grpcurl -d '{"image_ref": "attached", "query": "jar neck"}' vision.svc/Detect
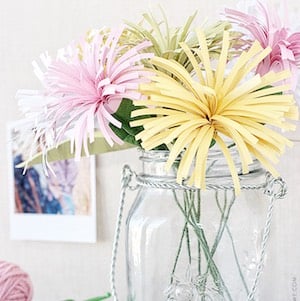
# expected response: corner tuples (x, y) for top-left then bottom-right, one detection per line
(139, 147), (263, 181)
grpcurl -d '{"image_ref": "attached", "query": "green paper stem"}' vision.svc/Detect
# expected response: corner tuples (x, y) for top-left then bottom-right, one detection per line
(16, 131), (134, 168)
(85, 292), (112, 301)
(63, 292), (111, 301)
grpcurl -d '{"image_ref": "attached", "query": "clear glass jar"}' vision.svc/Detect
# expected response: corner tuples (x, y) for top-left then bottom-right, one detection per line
(125, 149), (278, 301)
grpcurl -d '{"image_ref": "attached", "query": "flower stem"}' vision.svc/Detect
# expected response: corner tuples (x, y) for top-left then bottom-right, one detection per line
(170, 189), (193, 282)
(226, 223), (250, 295)
(215, 190), (250, 295)
(184, 191), (192, 264)
(170, 221), (189, 282)
(173, 191), (233, 301)
(199, 190), (235, 297)
(196, 190), (202, 276)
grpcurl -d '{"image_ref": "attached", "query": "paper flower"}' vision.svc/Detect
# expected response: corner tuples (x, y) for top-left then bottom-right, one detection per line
(131, 31), (298, 193)
(224, 1), (300, 91)
(25, 28), (153, 161)
(16, 90), (60, 164)
(124, 8), (241, 73)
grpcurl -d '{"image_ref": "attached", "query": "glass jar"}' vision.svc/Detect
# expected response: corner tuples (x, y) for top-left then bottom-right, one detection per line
(125, 149), (283, 301)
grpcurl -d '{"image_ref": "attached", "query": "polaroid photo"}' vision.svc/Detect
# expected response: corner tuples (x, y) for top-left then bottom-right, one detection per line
(7, 119), (97, 243)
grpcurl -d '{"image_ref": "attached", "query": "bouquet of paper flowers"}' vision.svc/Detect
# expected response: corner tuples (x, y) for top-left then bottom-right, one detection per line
(17, 2), (299, 193)
(16, 1), (300, 300)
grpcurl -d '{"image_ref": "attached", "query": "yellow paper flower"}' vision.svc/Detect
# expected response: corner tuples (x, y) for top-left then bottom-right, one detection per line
(130, 30), (298, 193)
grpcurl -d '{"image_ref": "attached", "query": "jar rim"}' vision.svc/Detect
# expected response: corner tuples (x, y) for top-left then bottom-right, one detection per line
(138, 146), (263, 179)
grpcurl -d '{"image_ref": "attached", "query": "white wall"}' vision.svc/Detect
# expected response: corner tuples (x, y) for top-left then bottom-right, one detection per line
(1, 0), (300, 300)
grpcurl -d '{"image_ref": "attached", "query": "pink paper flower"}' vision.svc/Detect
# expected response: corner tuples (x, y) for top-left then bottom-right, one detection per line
(35, 28), (153, 160)
(225, 1), (300, 91)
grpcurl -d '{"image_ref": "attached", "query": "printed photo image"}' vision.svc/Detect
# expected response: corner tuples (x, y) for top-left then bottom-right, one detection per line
(7, 120), (97, 242)
(13, 156), (92, 216)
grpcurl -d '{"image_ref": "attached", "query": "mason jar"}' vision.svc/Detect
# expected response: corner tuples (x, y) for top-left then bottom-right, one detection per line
(125, 149), (284, 301)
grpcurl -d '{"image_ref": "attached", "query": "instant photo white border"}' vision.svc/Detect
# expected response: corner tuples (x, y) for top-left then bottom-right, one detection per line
(7, 119), (97, 243)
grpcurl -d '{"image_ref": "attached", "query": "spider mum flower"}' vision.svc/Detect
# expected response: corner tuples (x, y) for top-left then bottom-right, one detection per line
(130, 31), (298, 193)
(123, 8), (241, 73)
(225, 1), (300, 91)
(32, 27), (153, 160)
